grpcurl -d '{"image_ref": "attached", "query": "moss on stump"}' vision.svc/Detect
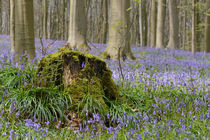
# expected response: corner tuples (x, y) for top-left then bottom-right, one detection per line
(37, 47), (119, 115)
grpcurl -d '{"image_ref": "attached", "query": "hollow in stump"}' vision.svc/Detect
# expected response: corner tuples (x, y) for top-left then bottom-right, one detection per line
(37, 47), (119, 115)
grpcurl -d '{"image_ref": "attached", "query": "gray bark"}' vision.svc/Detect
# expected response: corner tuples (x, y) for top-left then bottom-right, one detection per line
(102, 0), (108, 43)
(167, 0), (179, 49)
(103, 0), (134, 60)
(156, 0), (166, 48)
(139, 2), (143, 46)
(43, 0), (48, 39)
(205, 0), (210, 53)
(149, 0), (157, 47)
(10, 0), (15, 53)
(192, 0), (196, 54)
(12, 0), (35, 62)
(67, 0), (89, 50)
(0, 0), (2, 34)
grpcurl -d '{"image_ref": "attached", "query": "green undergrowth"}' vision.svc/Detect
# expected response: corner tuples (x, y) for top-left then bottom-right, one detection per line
(37, 47), (119, 118)
(0, 54), (208, 139)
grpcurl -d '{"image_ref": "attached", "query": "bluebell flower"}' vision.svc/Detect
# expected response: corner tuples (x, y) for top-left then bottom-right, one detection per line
(45, 121), (50, 126)
(2, 132), (7, 136)
(16, 112), (20, 118)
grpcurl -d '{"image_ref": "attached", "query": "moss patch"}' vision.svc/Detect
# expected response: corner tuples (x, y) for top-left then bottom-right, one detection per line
(37, 47), (119, 117)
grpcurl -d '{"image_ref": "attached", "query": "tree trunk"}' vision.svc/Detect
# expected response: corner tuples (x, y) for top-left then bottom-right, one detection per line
(43, 0), (48, 39)
(167, 0), (179, 49)
(183, 0), (187, 50)
(140, 0), (148, 46)
(192, 0), (196, 54)
(67, 0), (90, 50)
(13, 0), (35, 62)
(195, 0), (200, 52)
(139, 2), (143, 46)
(102, 0), (108, 44)
(156, 0), (166, 48)
(0, 0), (2, 34)
(61, 0), (65, 40)
(205, 0), (210, 53)
(149, 0), (157, 47)
(102, 0), (135, 60)
(10, 0), (15, 53)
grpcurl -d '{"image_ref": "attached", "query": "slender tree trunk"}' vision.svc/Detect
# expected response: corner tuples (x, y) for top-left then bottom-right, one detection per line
(10, 0), (15, 53)
(56, 0), (61, 40)
(39, 0), (43, 38)
(13, 0), (35, 62)
(195, 0), (200, 52)
(7, 0), (10, 35)
(156, 0), (166, 48)
(0, 0), (2, 34)
(103, 0), (135, 60)
(65, 0), (69, 40)
(205, 0), (210, 53)
(149, 0), (157, 47)
(43, 0), (48, 39)
(62, 0), (65, 40)
(102, 0), (108, 43)
(139, 2), (143, 46)
(192, 0), (196, 54)
(140, 0), (147, 46)
(167, 0), (179, 49)
(67, 0), (89, 49)
(183, 1), (187, 50)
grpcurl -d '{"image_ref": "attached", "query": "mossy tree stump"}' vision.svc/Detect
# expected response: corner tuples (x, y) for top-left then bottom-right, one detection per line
(37, 47), (119, 116)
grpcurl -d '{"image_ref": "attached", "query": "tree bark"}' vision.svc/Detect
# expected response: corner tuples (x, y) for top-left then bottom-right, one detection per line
(103, 0), (135, 60)
(192, 0), (196, 54)
(139, 0), (147, 47)
(205, 0), (210, 53)
(13, 0), (35, 62)
(195, 0), (200, 52)
(156, 0), (166, 48)
(167, 0), (179, 49)
(61, 0), (65, 40)
(10, 0), (15, 53)
(102, 0), (108, 44)
(67, 0), (90, 50)
(43, 0), (48, 39)
(139, 2), (143, 46)
(0, 0), (2, 34)
(143, 1), (148, 46)
(149, 0), (157, 47)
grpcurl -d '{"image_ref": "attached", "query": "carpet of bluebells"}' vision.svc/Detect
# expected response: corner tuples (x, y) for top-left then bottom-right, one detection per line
(0, 34), (209, 139)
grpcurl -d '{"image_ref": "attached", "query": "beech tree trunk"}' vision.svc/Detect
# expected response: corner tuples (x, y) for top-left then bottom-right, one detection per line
(139, 2), (143, 46)
(43, 0), (48, 39)
(167, 0), (179, 49)
(102, 0), (108, 43)
(139, 0), (147, 46)
(149, 0), (157, 47)
(103, 0), (134, 60)
(11, 0), (35, 62)
(67, 0), (90, 50)
(156, 0), (166, 48)
(61, 0), (65, 40)
(192, 0), (196, 54)
(205, 0), (210, 53)
(0, 0), (2, 34)
(10, 0), (15, 53)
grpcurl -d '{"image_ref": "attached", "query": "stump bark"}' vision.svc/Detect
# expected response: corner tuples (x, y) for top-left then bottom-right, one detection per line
(37, 47), (119, 114)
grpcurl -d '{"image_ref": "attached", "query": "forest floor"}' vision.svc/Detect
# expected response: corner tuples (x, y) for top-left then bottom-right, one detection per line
(0, 34), (209, 139)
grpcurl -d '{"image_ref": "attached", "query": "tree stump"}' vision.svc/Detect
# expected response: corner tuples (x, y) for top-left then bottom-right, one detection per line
(37, 47), (119, 114)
